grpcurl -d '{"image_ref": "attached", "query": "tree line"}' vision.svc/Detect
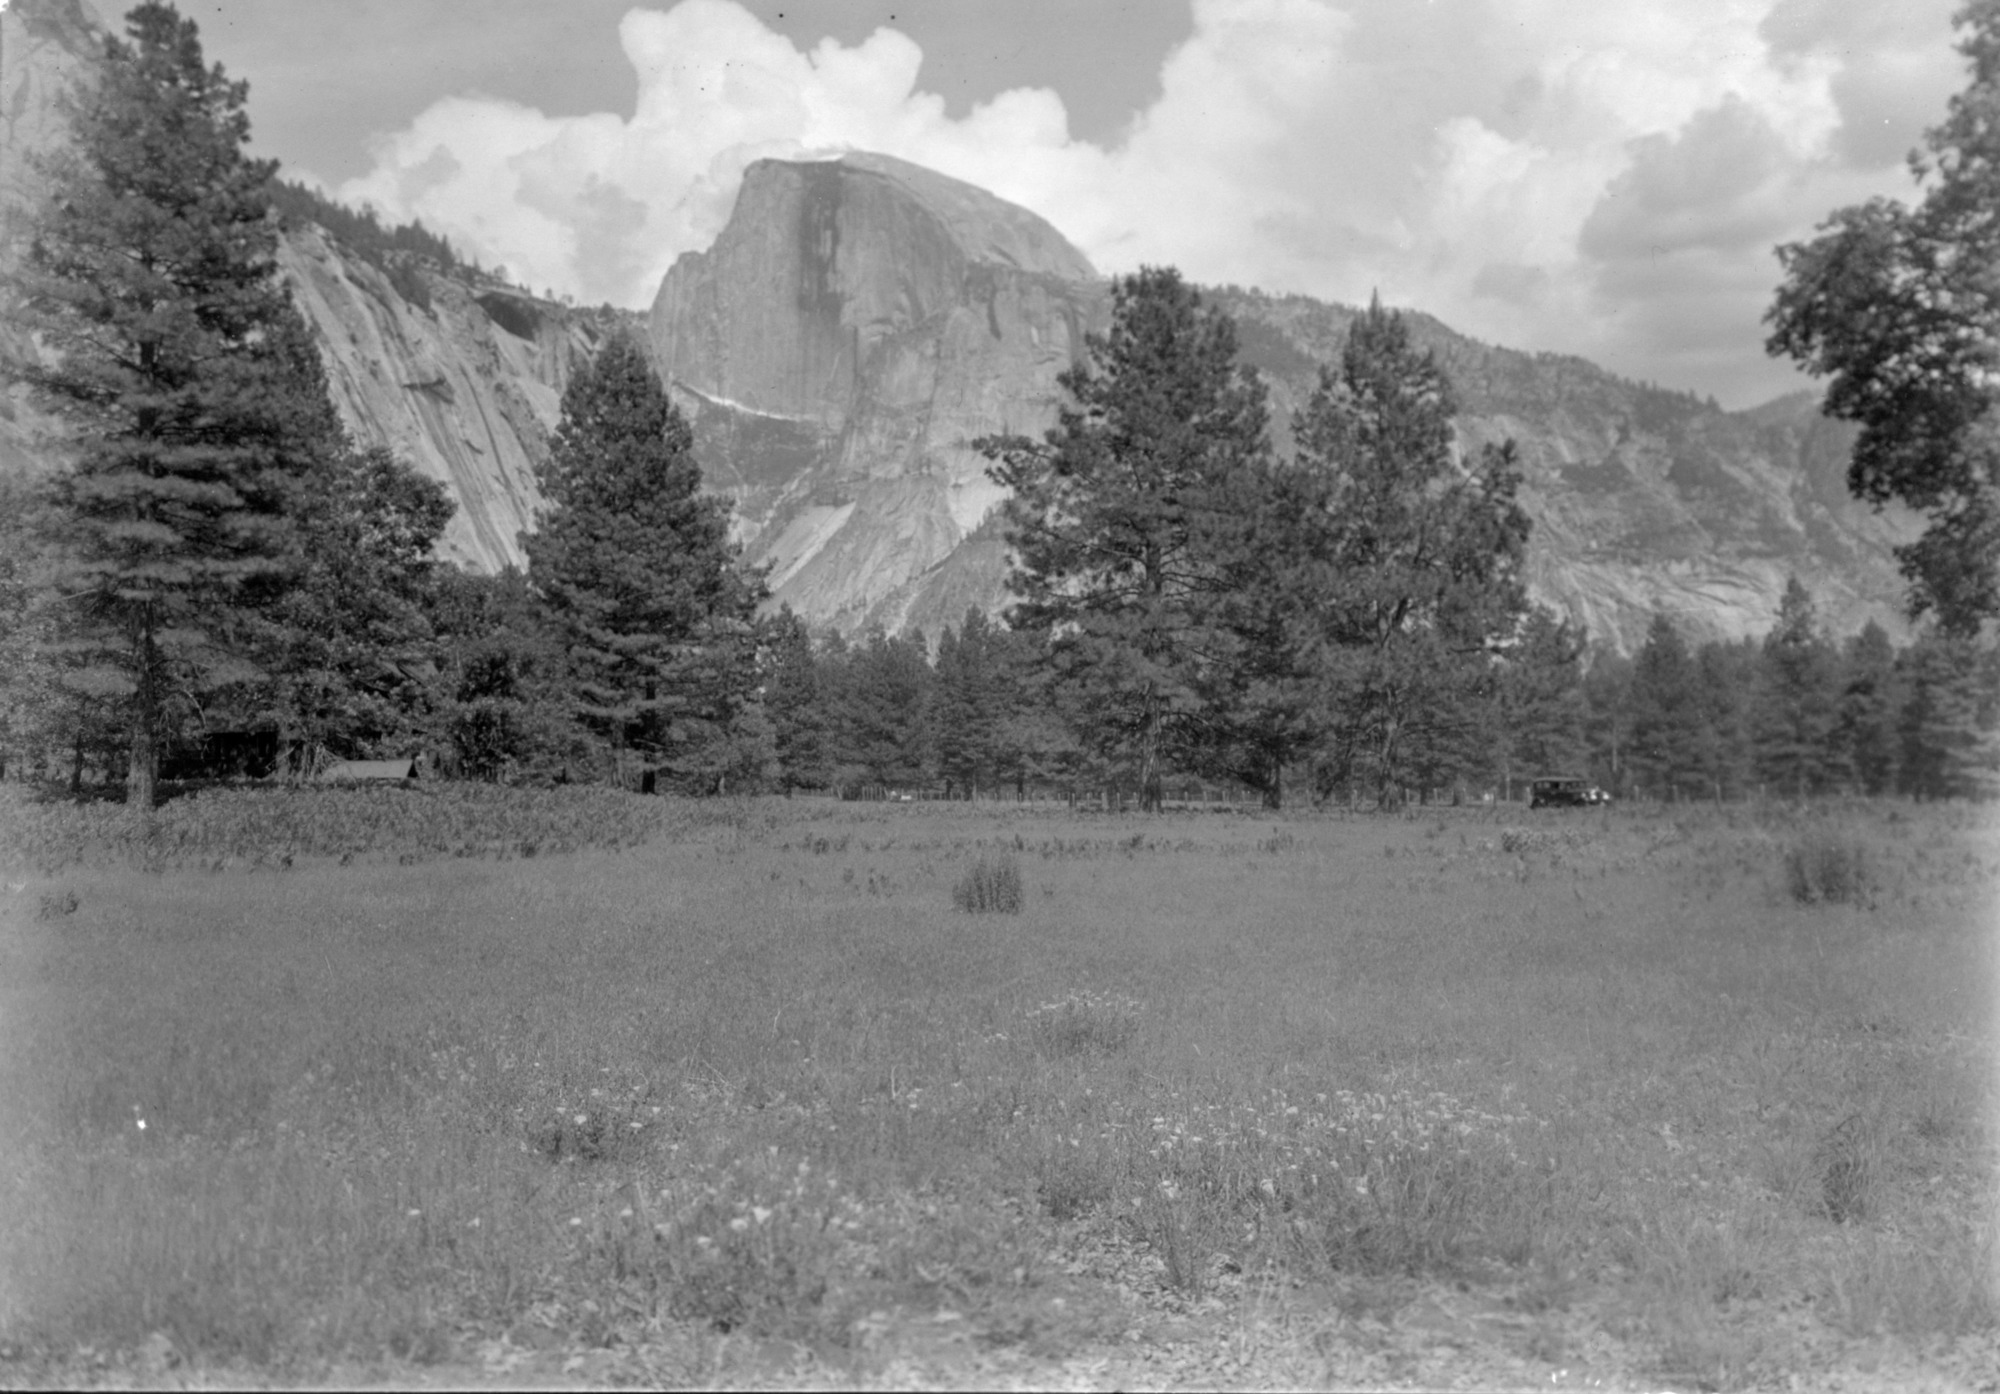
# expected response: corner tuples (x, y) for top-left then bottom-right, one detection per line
(747, 577), (1999, 808)
(2, 4), (1994, 812)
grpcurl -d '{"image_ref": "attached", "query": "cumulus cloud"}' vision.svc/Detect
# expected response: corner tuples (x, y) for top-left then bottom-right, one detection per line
(339, 0), (1961, 406)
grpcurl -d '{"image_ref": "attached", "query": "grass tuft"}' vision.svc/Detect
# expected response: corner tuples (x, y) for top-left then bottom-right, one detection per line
(1784, 833), (1873, 906)
(952, 852), (1023, 913)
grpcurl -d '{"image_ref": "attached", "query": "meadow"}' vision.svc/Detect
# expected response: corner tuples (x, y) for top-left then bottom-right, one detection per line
(0, 786), (1993, 1390)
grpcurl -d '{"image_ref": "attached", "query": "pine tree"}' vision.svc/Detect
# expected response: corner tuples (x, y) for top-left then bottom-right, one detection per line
(1753, 577), (1844, 797)
(524, 331), (768, 793)
(262, 440), (454, 770)
(843, 628), (935, 790)
(1898, 630), (2000, 799)
(9, 3), (340, 808)
(1695, 637), (1759, 801)
(1582, 648), (1634, 795)
(980, 266), (1270, 812)
(430, 567), (583, 783)
(764, 605), (829, 794)
(1497, 606), (1589, 798)
(1185, 453), (1330, 808)
(986, 621), (1079, 799)
(1627, 612), (1706, 800)
(1287, 299), (1532, 806)
(1835, 620), (1902, 794)
(934, 608), (1010, 797)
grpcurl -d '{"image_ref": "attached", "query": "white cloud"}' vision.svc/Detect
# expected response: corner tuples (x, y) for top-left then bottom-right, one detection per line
(339, 0), (1961, 406)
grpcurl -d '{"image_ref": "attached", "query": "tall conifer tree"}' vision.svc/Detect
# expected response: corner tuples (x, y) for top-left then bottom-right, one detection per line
(1497, 606), (1590, 796)
(1627, 612), (1705, 799)
(525, 332), (767, 792)
(764, 605), (829, 793)
(1286, 299), (1531, 806)
(1753, 578), (1844, 797)
(981, 266), (1269, 812)
(1835, 620), (1902, 794)
(11, 3), (337, 808)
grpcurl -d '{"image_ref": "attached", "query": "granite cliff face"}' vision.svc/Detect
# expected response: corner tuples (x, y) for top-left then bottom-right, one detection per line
(651, 155), (1912, 651)
(0, 0), (100, 479)
(4, 0), (1912, 652)
(650, 153), (1105, 637)
(275, 227), (608, 572)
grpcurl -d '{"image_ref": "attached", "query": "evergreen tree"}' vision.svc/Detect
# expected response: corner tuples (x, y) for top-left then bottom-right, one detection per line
(980, 266), (1270, 812)
(933, 608), (1010, 797)
(844, 628), (934, 789)
(1752, 577), (1844, 797)
(0, 475), (55, 780)
(812, 629), (863, 781)
(1497, 606), (1590, 797)
(980, 622), (1060, 799)
(1581, 648), (1634, 795)
(1185, 454), (1329, 808)
(1898, 630), (2000, 799)
(263, 440), (454, 770)
(9, 3), (341, 808)
(764, 605), (829, 793)
(1694, 637), (1759, 801)
(430, 567), (582, 783)
(1627, 612), (1706, 799)
(524, 332), (768, 793)
(1287, 299), (1532, 806)
(1835, 620), (1902, 794)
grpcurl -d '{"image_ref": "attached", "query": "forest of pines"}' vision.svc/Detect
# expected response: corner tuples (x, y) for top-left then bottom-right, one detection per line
(1, 4), (1994, 811)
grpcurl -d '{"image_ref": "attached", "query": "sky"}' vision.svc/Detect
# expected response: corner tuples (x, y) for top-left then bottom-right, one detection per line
(169, 0), (1966, 410)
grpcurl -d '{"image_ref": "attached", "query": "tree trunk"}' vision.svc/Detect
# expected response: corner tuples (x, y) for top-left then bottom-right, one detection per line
(1262, 756), (1283, 810)
(1152, 688), (1168, 816)
(126, 636), (158, 810)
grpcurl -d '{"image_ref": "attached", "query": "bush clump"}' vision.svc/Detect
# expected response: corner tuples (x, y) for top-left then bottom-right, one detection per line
(1784, 833), (1872, 906)
(952, 853), (1023, 914)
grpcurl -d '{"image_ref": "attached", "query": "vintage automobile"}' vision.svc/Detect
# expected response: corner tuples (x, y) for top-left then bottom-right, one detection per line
(1529, 775), (1609, 809)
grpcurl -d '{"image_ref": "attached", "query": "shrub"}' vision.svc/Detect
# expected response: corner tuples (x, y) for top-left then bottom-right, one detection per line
(1812, 1113), (1879, 1224)
(952, 853), (1023, 914)
(1784, 834), (1872, 906)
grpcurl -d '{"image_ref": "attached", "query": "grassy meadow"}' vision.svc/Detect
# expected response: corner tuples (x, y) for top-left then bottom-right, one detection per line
(0, 787), (1994, 1389)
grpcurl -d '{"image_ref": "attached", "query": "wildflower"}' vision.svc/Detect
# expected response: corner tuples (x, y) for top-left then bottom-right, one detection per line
(751, 1205), (773, 1224)
(573, 1113), (588, 1125)
(729, 1216), (749, 1232)
(619, 1208), (633, 1220)
(407, 1208), (422, 1218)
(569, 1216), (582, 1227)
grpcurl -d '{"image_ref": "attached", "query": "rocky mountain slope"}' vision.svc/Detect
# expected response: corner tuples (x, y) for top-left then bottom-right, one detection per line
(648, 151), (1913, 649)
(1216, 292), (1917, 651)
(4, 0), (1915, 652)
